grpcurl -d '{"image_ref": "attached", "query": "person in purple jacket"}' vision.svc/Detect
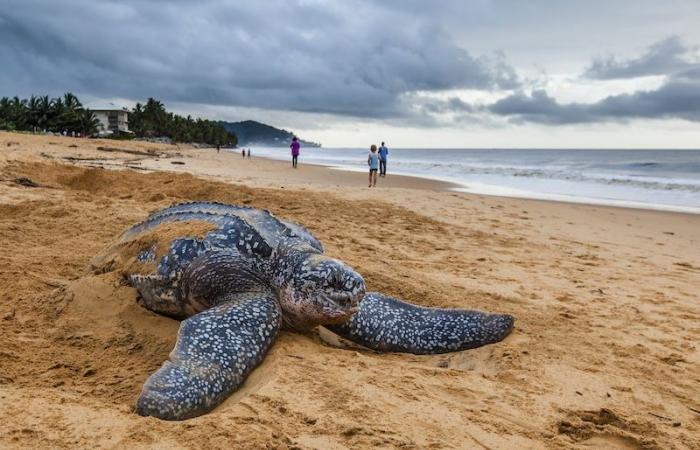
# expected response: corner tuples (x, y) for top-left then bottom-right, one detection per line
(290, 136), (300, 168)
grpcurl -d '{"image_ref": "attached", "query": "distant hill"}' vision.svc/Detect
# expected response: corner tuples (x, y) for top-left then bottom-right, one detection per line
(219, 120), (321, 147)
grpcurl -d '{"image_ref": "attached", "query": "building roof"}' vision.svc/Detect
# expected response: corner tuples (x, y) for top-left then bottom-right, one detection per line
(91, 108), (130, 113)
(86, 101), (130, 112)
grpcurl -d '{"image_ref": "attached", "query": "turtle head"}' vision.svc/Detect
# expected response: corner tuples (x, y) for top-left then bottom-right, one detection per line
(276, 254), (365, 330)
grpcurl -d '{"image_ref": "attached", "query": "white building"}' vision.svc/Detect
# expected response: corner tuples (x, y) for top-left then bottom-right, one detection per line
(87, 102), (131, 136)
(93, 108), (130, 136)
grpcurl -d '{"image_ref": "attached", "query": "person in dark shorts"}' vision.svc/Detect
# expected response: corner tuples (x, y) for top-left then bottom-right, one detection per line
(368, 144), (379, 187)
(290, 136), (300, 168)
(378, 141), (388, 176)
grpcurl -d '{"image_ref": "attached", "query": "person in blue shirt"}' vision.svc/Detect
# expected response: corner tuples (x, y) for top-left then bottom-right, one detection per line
(378, 141), (389, 177)
(368, 144), (379, 187)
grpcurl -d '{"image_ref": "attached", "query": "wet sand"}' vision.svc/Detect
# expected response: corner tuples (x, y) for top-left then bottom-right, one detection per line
(1, 132), (698, 449)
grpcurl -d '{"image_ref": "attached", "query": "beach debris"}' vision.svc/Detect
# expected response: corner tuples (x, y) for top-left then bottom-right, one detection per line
(14, 177), (40, 188)
(673, 261), (697, 270)
(6, 141), (19, 147)
(660, 353), (686, 365)
(96, 146), (155, 157)
(125, 165), (150, 171)
(149, 193), (166, 202)
(648, 412), (680, 426)
(170, 161), (185, 165)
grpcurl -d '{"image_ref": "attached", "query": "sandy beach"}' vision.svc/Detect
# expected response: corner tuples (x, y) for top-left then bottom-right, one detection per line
(0, 131), (698, 449)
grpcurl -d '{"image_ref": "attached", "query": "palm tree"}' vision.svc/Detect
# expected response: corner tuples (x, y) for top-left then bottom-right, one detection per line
(78, 109), (101, 136)
(27, 95), (41, 131)
(37, 96), (51, 131)
(9, 97), (27, 130)
(50, 97), (66, 131)
(143, 97), (167, 136)
(63, 92), (82, 114)
(0, 97), (11, 129)
(62, 92), (83, 132)
(130, 102), (144, 135)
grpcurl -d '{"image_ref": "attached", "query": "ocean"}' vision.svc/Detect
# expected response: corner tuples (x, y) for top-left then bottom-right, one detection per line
(242, 147), (700, 213)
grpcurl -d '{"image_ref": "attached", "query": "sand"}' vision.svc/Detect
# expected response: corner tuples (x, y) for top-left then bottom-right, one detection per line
(0, 131), (698, 449)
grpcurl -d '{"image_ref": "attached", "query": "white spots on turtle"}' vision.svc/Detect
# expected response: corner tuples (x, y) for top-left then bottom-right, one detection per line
(137, 246), (157, 263)
(137, 296), (281, 420)
(326, 293), (513, 355)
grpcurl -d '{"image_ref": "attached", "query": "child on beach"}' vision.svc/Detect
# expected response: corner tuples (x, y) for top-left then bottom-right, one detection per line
(290, 136), (300, 168)
(368, 145), (379, 187)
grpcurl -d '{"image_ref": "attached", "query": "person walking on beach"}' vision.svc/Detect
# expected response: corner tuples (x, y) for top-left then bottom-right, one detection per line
(378, 141), (388, 177)
(241, 149), (245, 158)
(290, 136), (300, 168)
(368, 144), (379, 187)
(247, 148), (251, 159)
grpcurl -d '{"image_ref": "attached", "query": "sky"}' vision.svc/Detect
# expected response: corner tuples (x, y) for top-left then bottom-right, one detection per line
(1, 0), (699, 148)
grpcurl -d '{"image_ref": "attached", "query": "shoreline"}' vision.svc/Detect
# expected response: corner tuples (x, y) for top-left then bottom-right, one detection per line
(244, 150), (700, 216)
(237, 148), (700, 215)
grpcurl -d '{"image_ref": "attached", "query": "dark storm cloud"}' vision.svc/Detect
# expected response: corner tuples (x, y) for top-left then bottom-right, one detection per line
(0, 0), (519, 118)
(484, 36), (700, 125)
(488, 75), (700, 124)
(584, 35), (698, 79)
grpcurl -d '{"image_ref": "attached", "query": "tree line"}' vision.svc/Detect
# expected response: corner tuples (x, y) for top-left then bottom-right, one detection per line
(0, 93), (100, 135)
(129, 98), (237, 146)
(0, 93), (237, 146)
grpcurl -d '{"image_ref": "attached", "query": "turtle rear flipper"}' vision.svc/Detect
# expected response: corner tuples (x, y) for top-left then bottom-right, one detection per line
(136, 294), (281, 420)
(323, 293), (514, 355)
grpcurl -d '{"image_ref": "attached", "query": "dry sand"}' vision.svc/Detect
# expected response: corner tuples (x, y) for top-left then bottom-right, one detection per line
(0, 132), (698, 449)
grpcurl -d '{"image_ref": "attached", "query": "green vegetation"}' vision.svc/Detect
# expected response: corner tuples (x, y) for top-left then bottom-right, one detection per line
(129, 98), (237, 146)
(220, 120), (320, 147)
(0, 94), (236, 146)
(0, 92), (100, 135)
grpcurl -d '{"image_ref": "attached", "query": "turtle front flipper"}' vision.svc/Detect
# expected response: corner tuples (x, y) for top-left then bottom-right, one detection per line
(136, 294), (281, 420)
(323, 293), (514, 355)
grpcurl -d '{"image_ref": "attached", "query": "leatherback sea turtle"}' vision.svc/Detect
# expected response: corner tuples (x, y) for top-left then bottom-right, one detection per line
(91, 202), (514, 420)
